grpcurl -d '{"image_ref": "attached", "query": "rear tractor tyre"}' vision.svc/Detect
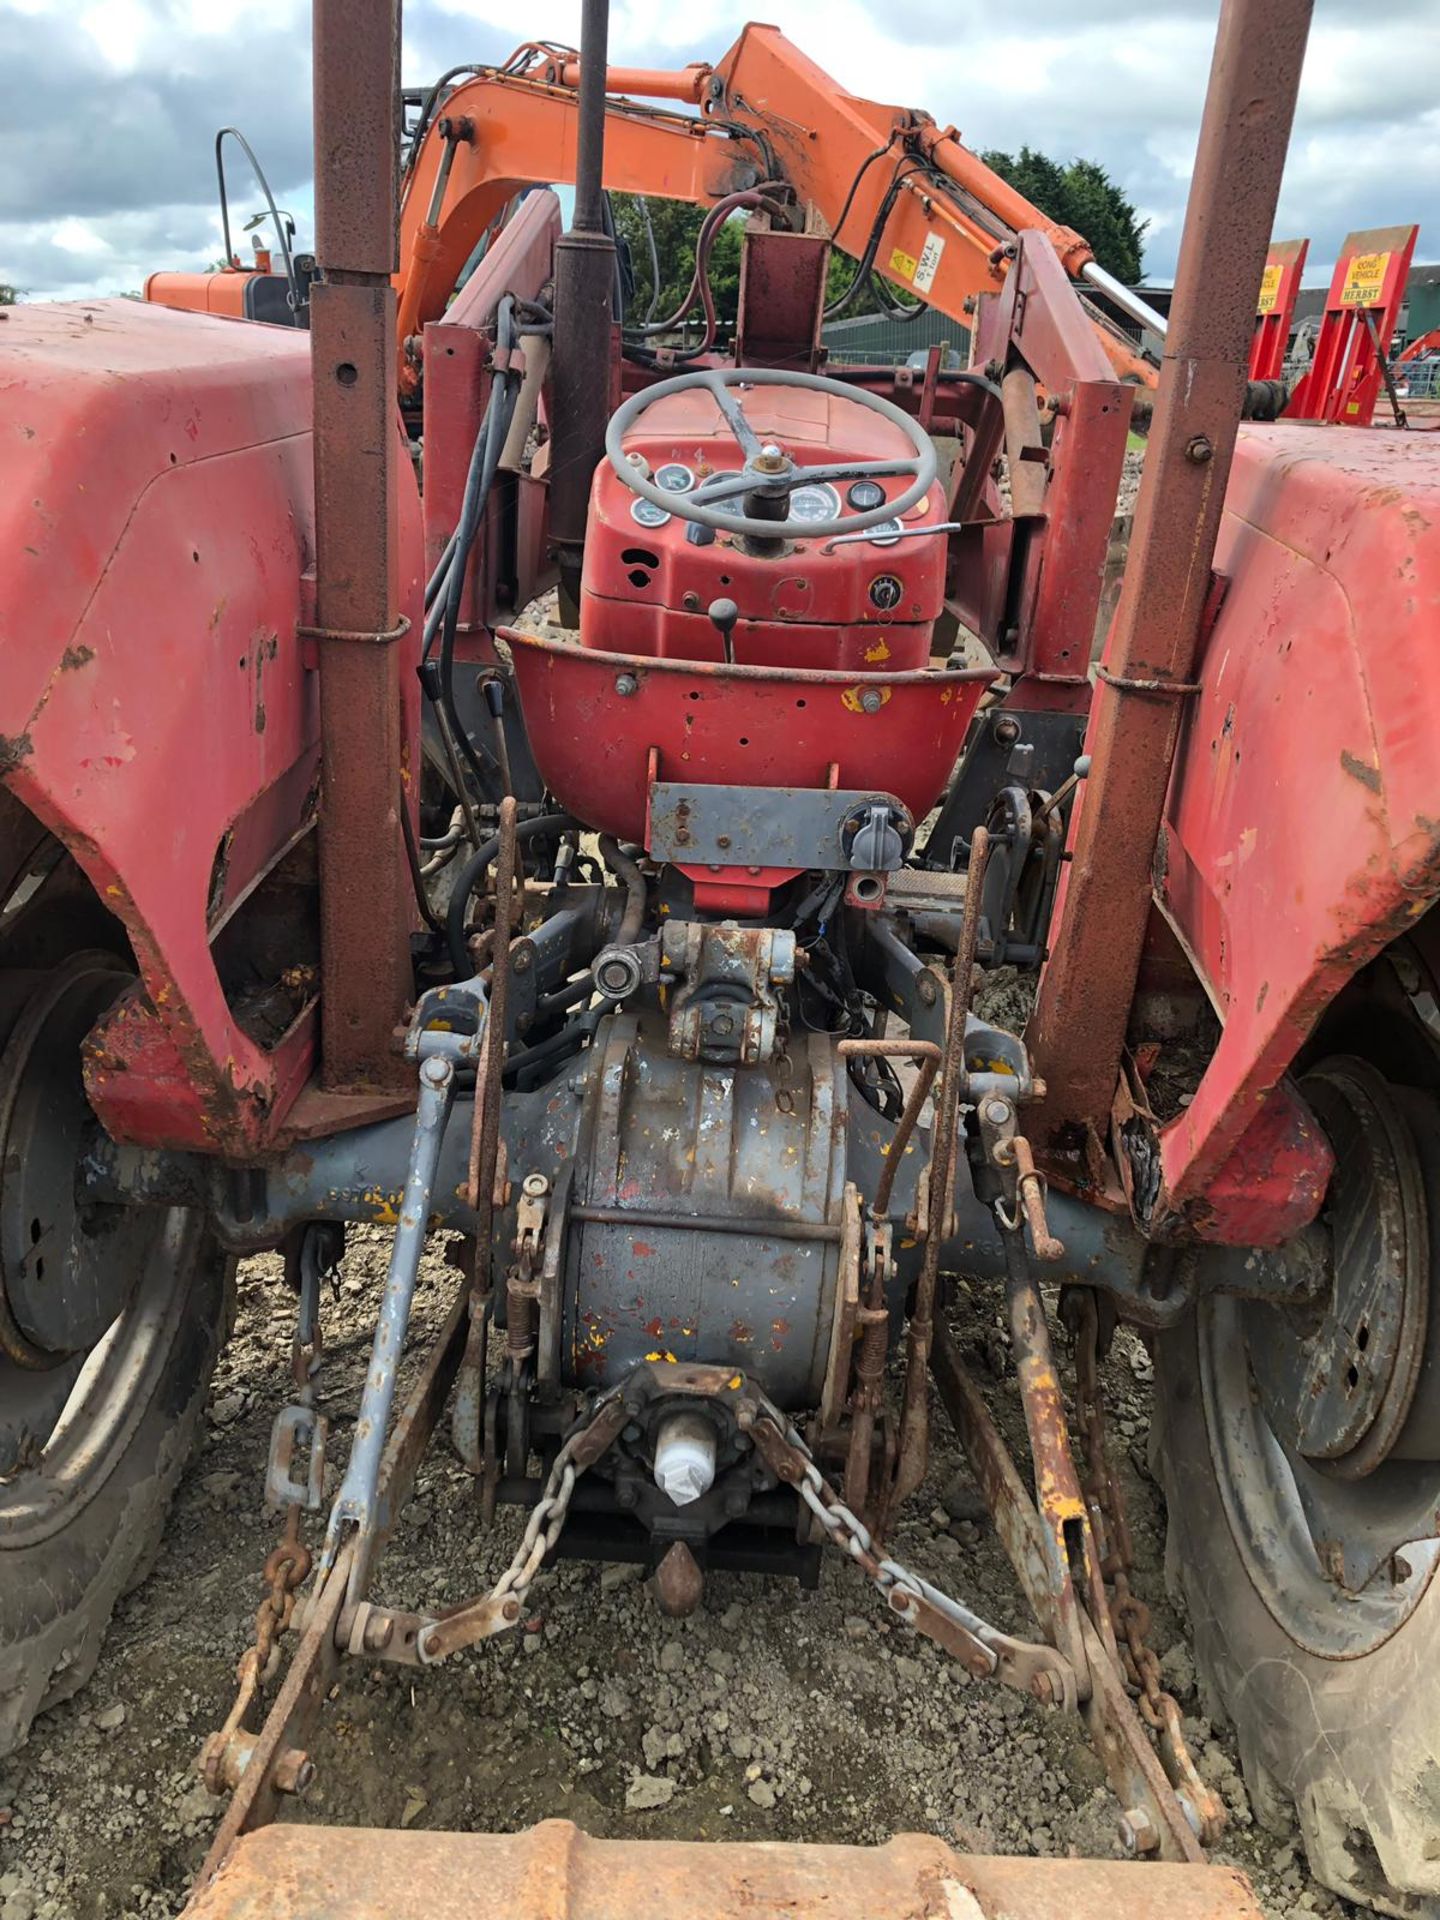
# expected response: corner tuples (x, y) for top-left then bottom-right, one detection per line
(1153, 1058), (1440, 1918)
(0, 953), (231, 1759)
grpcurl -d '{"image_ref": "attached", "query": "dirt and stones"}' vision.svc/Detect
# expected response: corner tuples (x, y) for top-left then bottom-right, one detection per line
(0, 1231), (1350, 1920)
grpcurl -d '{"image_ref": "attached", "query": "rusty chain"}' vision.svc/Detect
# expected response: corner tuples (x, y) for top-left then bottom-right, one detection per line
(200, 1236), (330, 1795)
(746, 1394), (1077, 1710)
(250, 1234), (330, 1672)
(416, 1383), (631, 1664)
(1071, 1290), (1225, 1845)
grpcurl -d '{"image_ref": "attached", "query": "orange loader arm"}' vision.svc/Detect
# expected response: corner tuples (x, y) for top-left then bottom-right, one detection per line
(396, 24), (1156, 390)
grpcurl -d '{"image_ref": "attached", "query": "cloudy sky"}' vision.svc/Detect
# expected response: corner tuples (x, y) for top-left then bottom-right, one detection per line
(1, 0), (1436, 302)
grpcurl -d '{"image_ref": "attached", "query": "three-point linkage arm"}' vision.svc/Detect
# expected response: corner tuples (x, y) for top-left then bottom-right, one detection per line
(395, 24), (1158, 391)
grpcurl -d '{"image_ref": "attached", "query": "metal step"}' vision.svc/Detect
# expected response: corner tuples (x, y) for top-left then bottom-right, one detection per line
(186, 1817), (1264, 1920)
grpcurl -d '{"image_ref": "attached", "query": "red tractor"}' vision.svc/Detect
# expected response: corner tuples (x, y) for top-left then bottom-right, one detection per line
(2, 1), (1437, 1914)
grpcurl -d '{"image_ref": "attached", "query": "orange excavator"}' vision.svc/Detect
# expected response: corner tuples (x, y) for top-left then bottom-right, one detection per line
(147, 25), (1163, 393)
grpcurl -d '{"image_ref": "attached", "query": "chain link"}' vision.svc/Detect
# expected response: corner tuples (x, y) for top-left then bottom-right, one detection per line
(759, 1400), (1030, 1680)
(491, 1452), (579, 1611)
(415, 1386), (628, 1663)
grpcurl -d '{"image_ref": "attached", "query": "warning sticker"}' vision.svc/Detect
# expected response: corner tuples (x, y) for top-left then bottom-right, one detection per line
(914, 232), (945, 294)
(1257, 262), (1282, 315)
(1339, 250), (1390, 309)
(889, 246), (918, 282)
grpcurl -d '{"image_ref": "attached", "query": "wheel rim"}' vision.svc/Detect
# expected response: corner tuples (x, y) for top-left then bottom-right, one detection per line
(0, 957), (202, 1546)
(1199, 1060), (1440, 1658)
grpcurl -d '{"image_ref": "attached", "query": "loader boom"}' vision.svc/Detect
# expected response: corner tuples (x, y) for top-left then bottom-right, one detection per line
(392, 25), (1156, 390)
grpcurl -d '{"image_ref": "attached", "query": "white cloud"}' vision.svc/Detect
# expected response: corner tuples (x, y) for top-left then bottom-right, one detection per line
(0, 0), (1436, 299)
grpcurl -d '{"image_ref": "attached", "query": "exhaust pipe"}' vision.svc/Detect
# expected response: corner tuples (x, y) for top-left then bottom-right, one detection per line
(548, 0), (618, 622)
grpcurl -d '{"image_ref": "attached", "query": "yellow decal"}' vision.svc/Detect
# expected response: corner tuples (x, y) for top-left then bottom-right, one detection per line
(1256, 262), (1282, 316)
(889, 246), (918, 282)
(864, 637), (891, 664)
(1339, 250), (1390, 309)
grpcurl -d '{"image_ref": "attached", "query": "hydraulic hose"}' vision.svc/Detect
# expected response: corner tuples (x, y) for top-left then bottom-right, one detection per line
(445, 811), (577, 978)
(421, 293), (526, 801)
(597, 836), (647, 944)
(623, 188), (787, 365)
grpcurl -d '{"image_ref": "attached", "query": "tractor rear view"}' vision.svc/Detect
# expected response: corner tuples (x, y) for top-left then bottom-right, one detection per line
(3, 1), (1439, 1915)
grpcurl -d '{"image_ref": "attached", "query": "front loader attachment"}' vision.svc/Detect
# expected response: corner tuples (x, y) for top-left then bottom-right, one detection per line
(187, 1820), (1263, 1920)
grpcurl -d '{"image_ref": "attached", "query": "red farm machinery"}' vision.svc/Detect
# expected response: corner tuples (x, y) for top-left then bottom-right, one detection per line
(2, 0), (1439, 1914)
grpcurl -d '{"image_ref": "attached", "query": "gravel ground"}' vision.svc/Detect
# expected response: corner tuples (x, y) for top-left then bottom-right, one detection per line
(0, 1222), (1358, 1920)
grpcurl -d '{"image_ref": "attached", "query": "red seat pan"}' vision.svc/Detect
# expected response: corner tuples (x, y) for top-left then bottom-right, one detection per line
(504, 628), (995, 846)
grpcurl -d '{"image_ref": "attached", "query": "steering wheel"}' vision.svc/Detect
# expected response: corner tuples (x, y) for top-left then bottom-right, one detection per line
(605, 366), (937, 543)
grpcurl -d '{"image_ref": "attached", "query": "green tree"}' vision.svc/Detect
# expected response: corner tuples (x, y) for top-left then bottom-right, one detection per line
(0, 285), (18, 306)
(980, 147), (1147, 284)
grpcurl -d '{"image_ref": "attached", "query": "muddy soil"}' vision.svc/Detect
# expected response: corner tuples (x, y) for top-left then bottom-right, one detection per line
(0, 1228), (1350, 1920)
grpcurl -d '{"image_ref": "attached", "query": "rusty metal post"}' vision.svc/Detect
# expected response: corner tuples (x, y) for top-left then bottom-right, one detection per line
(549, 0), (618, 621)
(310, 0), (412, 1092)
(1027, 0), (1313, 1153)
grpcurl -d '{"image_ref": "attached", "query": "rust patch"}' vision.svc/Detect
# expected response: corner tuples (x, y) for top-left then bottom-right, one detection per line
(631, 1240), (655, 1257)
(253, 631), (279, 735)
(60, 644), (95, 671)
(0, 731), (33, 772)
(1340, 749), (1381, 794)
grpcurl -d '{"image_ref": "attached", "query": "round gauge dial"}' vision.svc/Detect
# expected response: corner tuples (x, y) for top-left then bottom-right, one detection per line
(847, 478), (886, 511)
(869, 517), (904, 547)
(654, 463), (695, 493)
(788, 481), (843, 524)
(630, 498), (672, 529)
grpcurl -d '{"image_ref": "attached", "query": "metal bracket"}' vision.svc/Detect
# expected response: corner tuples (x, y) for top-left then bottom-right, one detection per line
(265, 1404), (329, 1512)
(647, 781), (913, 872)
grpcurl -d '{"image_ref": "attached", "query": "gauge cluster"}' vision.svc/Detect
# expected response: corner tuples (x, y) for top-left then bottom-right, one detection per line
(631, 468), (914, 539)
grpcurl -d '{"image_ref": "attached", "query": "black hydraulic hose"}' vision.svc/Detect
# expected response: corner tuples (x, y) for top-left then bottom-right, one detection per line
(429, 295), (523, 795)
(597, 836), (646, 944)
(403, 64), (485, 187)
(446, 811), (577, 977)
(625, 188), (787, 343)
(399, 788), (446, 933)
(425, 529), (458, 611)
(824, 156), (931, 321)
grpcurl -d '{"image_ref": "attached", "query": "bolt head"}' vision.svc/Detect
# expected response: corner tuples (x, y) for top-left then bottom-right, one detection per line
(1184, 434), (1214, 464)
(860, 688), (884, 714)
(1117, 1806), (1158, 1855)
(273, 1748), (315, 1796)
(615, 673), (638, 697)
